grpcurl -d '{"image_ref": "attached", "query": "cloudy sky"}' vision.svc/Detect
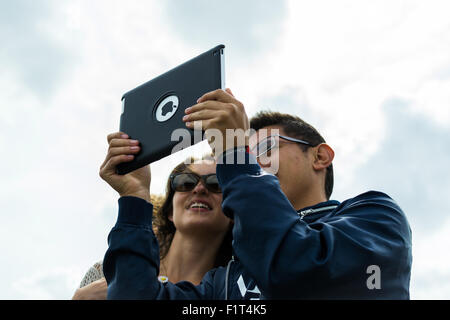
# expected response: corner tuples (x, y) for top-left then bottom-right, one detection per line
(1, 0), (449, 299)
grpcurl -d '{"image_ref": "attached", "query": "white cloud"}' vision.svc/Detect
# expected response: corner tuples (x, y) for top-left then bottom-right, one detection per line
(410, 218), (450, 299)
(11, 266), (84, 300)
(159, 0), (287, 62)
(412, 79), (450, 128)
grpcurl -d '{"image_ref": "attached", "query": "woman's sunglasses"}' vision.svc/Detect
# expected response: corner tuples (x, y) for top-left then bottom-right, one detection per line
(170, 172), (222, 193)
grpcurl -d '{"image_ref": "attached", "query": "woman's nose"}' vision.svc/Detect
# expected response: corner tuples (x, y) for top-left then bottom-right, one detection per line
(192, 180), (208, 194)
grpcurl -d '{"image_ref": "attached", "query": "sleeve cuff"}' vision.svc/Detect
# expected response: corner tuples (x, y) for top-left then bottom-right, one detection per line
(117, 196), (153, 227)
(216, 147), (263, 185)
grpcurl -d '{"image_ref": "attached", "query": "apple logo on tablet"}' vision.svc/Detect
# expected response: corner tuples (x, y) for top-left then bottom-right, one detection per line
(155, 94), (179, 122)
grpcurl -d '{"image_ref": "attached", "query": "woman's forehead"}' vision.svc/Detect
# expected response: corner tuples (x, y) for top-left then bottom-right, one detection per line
(187, 160), (216, 174)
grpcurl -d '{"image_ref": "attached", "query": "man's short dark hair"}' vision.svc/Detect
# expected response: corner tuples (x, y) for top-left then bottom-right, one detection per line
(250, 111), (334, 200)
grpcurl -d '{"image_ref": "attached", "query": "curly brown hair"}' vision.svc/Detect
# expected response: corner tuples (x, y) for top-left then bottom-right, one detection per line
(152, 156), (233, 268)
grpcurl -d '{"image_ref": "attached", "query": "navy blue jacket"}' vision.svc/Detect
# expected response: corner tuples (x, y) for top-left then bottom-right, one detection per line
(103, 150), (412, 299)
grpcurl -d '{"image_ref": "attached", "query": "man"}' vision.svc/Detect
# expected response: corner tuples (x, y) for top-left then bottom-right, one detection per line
(103, 88), (412, 299)
(185, 89), (412, 299)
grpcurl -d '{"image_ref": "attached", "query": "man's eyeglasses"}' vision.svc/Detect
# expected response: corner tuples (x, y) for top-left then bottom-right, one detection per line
(250, 134), (312, 158)
(170, 172), (222, 193)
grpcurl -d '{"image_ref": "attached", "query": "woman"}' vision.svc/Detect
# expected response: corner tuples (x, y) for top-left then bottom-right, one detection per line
(152, 156), (233, 285)
(72, 132), (232, 299)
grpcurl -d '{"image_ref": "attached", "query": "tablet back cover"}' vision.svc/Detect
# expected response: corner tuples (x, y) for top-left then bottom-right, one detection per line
(117, 45), (225, 175)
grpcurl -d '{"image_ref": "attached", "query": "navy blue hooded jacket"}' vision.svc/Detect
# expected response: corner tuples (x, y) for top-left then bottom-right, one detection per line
(103, 149), (412, 299)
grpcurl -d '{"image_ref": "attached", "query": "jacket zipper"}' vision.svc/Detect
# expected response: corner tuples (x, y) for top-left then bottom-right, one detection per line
(225, 256), (235, 300)
(298, 205), (339, 219)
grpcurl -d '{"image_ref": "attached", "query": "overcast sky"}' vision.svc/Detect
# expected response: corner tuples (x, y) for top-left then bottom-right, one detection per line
(1, 0), (449, 299)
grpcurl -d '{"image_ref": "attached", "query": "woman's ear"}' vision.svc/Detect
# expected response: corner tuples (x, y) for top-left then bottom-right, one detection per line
(313, 143), (334, 171)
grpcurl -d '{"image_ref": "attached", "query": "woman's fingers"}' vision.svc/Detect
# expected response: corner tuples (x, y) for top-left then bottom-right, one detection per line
(108, 145), (140, 158)
(100, 132), (140, 174)
(107, 131), (128, 143)
(104, 154), (135, 171)
(109, 137), (140, 148)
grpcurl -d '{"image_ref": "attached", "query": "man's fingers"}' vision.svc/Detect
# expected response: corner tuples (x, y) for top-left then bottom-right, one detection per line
(185, 111), (228, 130)
(197, 89), (234, 104)
(183, 106), (224, 123)
(225, 88), (234, 97)
(187, 118), (215, 130)
(185, 100), (228, 115)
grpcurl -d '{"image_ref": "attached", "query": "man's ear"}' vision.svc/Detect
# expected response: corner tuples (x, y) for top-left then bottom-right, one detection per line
(312, 143), (334, 171)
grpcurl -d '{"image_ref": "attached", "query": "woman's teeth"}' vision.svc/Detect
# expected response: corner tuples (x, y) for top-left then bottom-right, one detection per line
(190, 202), (211, 210)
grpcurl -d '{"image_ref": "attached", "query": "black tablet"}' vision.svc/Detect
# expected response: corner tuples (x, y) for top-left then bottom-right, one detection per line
(116, 44), (225, 175)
